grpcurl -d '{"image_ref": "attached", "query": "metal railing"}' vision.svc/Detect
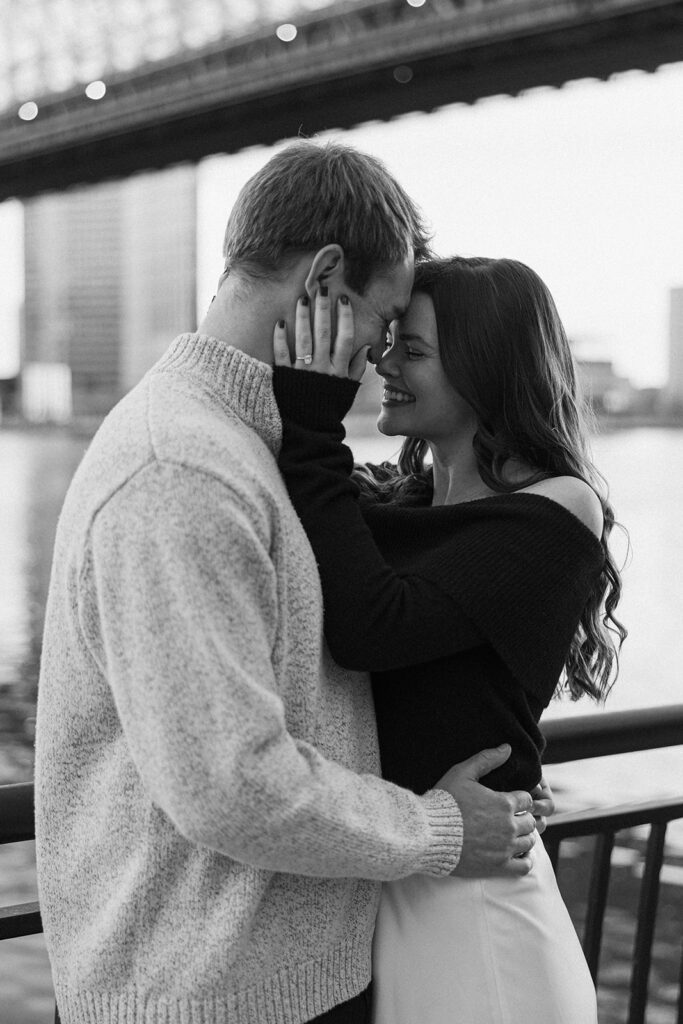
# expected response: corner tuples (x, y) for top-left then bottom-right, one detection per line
(542, 704), (683, 1024)
(2, 703), (683, 1022)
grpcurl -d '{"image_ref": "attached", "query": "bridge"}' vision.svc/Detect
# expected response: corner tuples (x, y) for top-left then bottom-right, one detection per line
(1, 0), (683, 200)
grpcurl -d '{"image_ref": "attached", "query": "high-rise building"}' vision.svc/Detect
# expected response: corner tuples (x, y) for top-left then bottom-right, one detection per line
(664, 287), (683, 412)
(22, 165), (196, 420)
(120, 169), (197, 393)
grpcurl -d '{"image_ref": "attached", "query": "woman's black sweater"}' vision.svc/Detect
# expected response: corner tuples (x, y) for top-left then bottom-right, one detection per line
(273, 367), (605, 794)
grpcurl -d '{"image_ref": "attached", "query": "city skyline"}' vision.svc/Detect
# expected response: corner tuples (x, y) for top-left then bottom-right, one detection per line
(9, 166), (196, 418)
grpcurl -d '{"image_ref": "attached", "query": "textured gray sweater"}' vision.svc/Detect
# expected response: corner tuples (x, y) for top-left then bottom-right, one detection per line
(35, 334), (463, 1024)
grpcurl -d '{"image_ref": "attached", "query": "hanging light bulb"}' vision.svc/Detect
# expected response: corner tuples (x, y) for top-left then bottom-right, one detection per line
(85, 80), (107, 100)
(276, 24), (297, 42)
(18, 101), (39, 121)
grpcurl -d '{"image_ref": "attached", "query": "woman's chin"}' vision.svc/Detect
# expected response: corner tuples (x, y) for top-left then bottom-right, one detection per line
(376, 411), (402, 437)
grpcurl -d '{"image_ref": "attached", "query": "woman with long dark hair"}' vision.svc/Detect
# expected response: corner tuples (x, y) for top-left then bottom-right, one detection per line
(272, 256), (626, 1023)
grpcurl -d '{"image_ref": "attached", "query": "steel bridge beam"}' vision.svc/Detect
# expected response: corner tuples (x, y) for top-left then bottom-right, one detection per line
(1, 0), (682, 200)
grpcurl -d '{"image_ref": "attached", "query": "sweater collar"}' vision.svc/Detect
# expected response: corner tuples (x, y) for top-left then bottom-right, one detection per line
(154, 333), (281, 454)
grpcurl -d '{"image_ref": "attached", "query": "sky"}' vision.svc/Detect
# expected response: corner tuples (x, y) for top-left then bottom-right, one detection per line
(197, 60), (683, 389)
(1, 59), (682, 385)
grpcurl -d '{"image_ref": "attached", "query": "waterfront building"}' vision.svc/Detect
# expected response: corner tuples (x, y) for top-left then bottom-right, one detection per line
(22, 166), (196, 420)
(576, 357), (636, 416)
(663, 286), (683, 413)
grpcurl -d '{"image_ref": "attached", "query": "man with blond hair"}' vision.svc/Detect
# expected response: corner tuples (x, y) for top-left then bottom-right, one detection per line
(36, 140), (542, 1024)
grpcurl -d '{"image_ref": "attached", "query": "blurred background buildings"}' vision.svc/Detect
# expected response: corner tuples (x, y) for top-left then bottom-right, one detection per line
(664, 287), (683, 413)
(2, 170), (682, 425)
(19, 167), (196, 420)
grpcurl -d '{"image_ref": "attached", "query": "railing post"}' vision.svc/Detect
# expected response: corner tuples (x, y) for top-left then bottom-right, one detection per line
(583, 830), (615, 982)
(677, 940), (683, 1024)
(628, 822), (668, 1024)
(545, 834), (560, 873)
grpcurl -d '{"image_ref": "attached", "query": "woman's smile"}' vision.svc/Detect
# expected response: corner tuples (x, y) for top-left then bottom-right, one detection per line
(382, 384), (416, 405)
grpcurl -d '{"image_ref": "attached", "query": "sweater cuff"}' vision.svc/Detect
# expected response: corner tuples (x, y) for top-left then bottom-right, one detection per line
(272, 366), (360, 431)
(415, 789), (463, 876)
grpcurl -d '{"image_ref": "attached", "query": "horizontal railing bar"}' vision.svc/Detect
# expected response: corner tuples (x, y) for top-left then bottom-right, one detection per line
(0, 901), (42, 940)
(545, 797), (683, 840)
(542, 704), (683, 763)
(0, 783), (35, 843)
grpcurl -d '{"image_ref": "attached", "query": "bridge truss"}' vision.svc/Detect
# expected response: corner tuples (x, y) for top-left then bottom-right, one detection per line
(1, 0), (682, 200)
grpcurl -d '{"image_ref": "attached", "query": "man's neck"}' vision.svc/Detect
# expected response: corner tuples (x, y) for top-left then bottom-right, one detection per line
(196, 272), (294, 367)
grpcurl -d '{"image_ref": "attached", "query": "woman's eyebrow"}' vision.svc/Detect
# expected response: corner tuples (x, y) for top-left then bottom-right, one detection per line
(399, 331), (428, 344)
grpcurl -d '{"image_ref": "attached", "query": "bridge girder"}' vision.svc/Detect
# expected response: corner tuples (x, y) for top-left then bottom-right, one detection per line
(1, 0), (682, 201)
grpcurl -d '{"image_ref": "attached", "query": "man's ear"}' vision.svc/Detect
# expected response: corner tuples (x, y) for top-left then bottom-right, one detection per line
(304, 244), (346, 298)
(215, 265), (230, 292)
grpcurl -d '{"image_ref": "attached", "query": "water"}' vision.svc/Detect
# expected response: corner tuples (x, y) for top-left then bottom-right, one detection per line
(0, 429), (89, 784)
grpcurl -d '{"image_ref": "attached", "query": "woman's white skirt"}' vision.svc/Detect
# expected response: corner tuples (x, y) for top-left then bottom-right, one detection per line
(372, 836), (598, 1024)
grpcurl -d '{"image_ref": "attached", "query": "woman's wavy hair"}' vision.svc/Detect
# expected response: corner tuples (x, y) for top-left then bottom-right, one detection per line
(354, 256), (627, 702)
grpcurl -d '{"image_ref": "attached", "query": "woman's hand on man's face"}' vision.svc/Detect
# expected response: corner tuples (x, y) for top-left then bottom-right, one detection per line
(273, 289), (369, 382)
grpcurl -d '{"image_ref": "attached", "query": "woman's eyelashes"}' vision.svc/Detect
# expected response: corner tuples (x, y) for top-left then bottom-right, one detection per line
(384, 334), (424, 360)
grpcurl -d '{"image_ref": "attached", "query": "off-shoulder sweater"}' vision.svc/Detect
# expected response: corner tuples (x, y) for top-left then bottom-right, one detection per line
(273, 367), (605, 794)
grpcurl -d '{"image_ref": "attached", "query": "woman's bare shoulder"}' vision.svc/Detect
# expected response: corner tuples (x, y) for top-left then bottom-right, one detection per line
(519, 476), (604, 539)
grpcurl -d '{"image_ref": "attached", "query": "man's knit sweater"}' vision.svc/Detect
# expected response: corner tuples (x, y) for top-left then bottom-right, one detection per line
(35, 334), (462, 1024)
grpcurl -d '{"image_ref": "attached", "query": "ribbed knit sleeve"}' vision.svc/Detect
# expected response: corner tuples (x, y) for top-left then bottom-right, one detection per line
(273, 367), (484, 671)
(273, 367), (604, 701)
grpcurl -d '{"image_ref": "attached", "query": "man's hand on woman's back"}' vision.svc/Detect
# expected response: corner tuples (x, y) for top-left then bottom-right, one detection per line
(434, 744), (538, 877)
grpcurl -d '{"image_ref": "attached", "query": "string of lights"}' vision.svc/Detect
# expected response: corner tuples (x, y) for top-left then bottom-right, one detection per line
(2, 0), (431, 119)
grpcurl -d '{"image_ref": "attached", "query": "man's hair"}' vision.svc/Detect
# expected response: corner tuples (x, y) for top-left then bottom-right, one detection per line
(222, 140), (431, 294)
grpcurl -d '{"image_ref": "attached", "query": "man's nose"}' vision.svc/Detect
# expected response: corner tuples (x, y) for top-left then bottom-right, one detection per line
(375, 350), (397, 378)
(367, 339), (386, 366)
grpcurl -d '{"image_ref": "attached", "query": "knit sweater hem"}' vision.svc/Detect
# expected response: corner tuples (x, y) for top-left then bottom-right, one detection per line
(55, 932), (372, 1024)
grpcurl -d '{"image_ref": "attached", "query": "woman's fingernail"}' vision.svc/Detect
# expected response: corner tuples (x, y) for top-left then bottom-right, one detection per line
(319, 284), (329, 298)
(277, 319), (285, 329)
(339, 295), (349, 305)
(300, 295), (309, 306)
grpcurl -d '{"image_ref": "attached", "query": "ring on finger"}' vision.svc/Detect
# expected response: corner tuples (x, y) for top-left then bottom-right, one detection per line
(295, 355), (313, 364)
